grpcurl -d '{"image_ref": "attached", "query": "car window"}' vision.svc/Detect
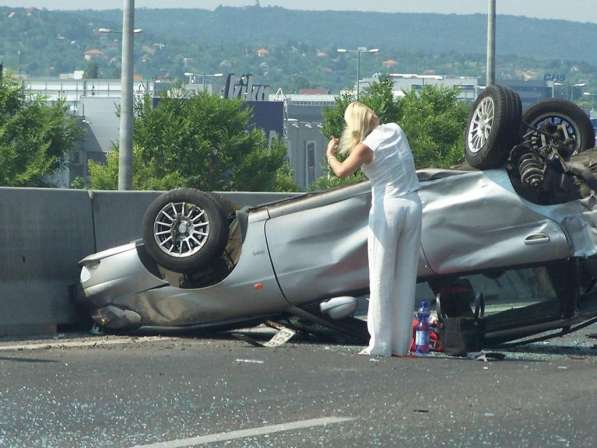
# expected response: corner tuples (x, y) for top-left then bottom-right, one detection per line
(461, 267), (557, 315)
(414, 266), (558, 316)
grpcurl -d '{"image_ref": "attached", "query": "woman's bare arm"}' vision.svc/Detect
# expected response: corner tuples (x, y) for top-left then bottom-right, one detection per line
(327, 140), (373, 178)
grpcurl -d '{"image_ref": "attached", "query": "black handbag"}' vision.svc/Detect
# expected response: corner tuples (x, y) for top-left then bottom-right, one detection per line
(437, 286), (485, 356)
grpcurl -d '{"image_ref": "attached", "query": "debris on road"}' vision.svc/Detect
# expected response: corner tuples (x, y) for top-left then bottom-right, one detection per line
(231, 321), (298, 348)
(235, 358), (265, 364)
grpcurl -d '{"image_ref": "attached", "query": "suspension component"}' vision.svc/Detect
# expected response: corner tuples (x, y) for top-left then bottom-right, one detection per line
(518, 152), (545, 188)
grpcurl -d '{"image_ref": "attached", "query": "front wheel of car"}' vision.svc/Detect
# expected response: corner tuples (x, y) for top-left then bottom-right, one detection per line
(465, 84), (522, 170)
(142, 189), (230, 274)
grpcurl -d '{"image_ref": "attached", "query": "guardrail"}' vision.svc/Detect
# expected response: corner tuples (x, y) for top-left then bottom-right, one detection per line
(0, 188), (299, 337)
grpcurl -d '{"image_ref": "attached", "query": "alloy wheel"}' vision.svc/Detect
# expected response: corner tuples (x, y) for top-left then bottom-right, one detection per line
(153, 201), (210, 258)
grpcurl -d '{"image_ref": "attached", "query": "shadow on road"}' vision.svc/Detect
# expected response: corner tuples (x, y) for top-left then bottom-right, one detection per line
(502, 344), (597, 358)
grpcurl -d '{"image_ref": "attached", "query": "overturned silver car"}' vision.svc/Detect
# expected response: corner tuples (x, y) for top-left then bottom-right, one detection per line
(80, 86), (597, 346)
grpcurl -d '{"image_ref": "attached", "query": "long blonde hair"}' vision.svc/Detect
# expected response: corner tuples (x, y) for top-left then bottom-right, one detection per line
(339, 102), (378, 155)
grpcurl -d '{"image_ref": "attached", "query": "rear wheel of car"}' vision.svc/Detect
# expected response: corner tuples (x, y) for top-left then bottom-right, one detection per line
(142, 189), (230, 274)
(521, 99), (595, 157)
(465, 85), (522, 169)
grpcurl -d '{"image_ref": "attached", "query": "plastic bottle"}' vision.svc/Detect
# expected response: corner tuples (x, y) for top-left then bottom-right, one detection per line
(415, 300), (430, 355)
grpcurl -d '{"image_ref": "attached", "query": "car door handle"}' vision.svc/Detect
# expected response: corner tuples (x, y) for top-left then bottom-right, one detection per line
(524, 233), (551, 245)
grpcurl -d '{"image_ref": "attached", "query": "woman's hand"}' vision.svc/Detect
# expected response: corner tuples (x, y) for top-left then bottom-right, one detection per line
(326, 137), (339, 159)
(327, 143), (373, 178)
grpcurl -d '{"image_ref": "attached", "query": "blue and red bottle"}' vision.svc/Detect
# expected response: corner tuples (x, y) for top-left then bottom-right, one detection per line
(415, 300), (430, 356)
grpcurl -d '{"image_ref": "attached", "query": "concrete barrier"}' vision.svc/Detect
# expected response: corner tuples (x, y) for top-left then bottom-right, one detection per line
(0, 188), (95, 336)
(0, 187), (300, 336)
(91, 191), (161, 252)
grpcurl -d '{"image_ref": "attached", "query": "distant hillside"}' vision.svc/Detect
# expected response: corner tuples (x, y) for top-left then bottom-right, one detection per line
(0, 8), (97, 75)
(82, 6), (597, 64)
(1, 6), (596, 92)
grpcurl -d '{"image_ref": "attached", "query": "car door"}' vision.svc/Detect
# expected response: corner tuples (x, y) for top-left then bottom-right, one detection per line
(418, 169), (572, 276)
(265, 183), (434, 305)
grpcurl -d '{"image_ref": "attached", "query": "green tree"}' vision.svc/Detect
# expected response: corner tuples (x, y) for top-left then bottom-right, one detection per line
(88, 145), (185, 190)
(398, 86), (469, 169)
(0, 76), (81, 187)
(314, 79), (468, 190)
(88, 92), (299, 191)
(271, 160), (301, 192)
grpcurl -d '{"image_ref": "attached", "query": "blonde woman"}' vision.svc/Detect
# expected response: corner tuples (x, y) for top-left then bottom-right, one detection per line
(326, 102), (422, 357)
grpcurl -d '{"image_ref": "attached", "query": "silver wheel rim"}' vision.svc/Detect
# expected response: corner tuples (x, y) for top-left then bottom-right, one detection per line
(468, 97), (495, 154)
(153, 202), (210, 258)
(529, 113), (580, 154)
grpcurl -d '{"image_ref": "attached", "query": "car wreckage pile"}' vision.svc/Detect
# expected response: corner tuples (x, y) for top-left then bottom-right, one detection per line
(79, 85), (597, 352)
(465, 85), (597, 204)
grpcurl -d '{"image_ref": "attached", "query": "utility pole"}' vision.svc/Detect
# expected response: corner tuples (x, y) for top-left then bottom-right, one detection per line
(486, 0), (496, 86)
(118, 0), (135, 190)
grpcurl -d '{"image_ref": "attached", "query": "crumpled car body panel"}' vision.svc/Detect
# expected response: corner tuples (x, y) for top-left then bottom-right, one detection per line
(79, 169), (597, 337)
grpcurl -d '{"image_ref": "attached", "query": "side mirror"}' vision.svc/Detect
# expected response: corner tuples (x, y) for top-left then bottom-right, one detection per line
(320, 296), (358, 320)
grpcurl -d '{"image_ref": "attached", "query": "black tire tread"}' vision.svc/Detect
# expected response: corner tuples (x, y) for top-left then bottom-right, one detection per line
(465, 84), (521, 169)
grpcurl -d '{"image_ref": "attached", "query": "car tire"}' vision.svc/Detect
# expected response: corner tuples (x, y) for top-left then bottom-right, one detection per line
(505, 87), (523, 135)
(465, 85), (522, 169)
(521, 99), (595, 156)
(142, 189), (230, 274)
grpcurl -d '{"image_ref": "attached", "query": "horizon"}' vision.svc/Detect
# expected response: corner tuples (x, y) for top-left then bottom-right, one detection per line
(0, 1), (597, 24)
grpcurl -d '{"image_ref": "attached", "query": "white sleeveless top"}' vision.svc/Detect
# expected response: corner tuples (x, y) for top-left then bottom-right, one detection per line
(361, 123), (420, 197)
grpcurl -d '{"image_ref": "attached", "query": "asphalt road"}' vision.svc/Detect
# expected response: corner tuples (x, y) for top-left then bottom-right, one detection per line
(0, 325), (596, 448)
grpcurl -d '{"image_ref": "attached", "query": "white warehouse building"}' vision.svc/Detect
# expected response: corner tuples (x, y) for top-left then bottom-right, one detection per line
(359, 73), (480, 102)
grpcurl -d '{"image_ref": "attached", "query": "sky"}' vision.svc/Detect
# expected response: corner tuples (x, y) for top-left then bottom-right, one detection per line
(1, 0), (597, 24)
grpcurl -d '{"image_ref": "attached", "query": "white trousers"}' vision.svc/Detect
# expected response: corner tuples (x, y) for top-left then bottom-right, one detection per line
(365, 191), (422, 356)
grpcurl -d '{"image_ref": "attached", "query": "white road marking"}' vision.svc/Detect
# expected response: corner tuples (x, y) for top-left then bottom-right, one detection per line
(0, 336), (176, 352)
(130, 417), (355, 448)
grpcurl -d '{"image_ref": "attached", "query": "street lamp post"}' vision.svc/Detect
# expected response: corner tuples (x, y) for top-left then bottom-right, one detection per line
(98, 14), (143, 191)
(118, 0), (135, 191)
(337, 47), (379, 100)
(486, 0), (496, 86)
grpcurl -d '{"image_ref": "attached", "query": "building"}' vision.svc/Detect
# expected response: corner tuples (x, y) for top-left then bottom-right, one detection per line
(360, 73), (480, 102)
(285, 119), (328, 189)
(21, 76), (155, 186)
(282, 93), (336, 122)
(22, 76), (154, 114)
(500, 79), (586, 110)
(270, 92), (337, 189)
